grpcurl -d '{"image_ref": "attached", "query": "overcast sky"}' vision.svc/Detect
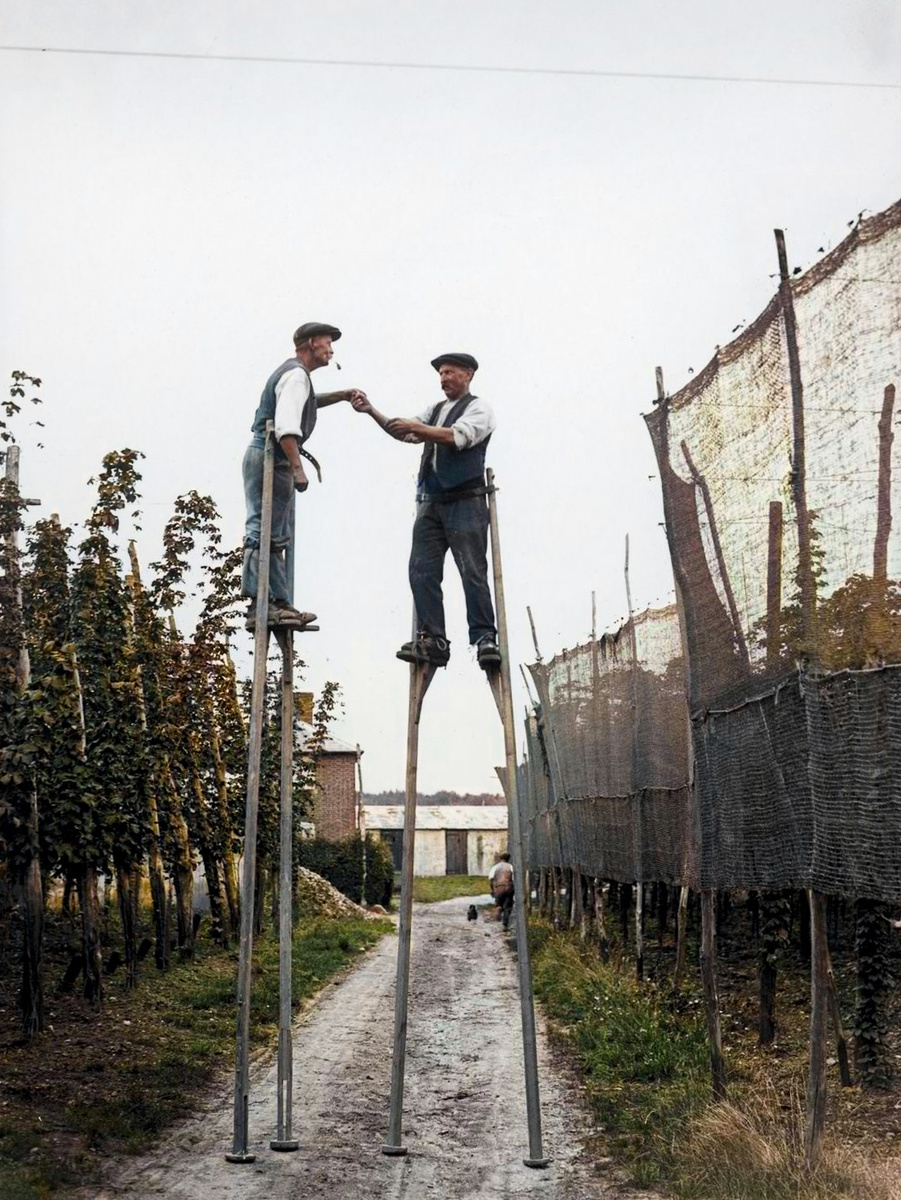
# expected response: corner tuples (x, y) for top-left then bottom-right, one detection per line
(2, 1), (900, 793)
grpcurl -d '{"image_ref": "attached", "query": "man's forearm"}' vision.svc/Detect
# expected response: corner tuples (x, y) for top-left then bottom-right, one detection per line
(316, 390), (348, 408)
(367, 406), (407, 440)
(279, 435), (302, 466)
(408, 422), (455, 446)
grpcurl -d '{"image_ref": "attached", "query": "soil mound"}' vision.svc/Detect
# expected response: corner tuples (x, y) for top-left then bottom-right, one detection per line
(295, 867), (384, 921)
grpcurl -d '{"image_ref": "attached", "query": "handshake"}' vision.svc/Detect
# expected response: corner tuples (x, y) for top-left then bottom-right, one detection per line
(347, 391), (418, 439)
(347, 390), (371, 414)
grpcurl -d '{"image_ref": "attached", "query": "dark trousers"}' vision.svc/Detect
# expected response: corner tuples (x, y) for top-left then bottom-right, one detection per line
(409, 496), (496, 645)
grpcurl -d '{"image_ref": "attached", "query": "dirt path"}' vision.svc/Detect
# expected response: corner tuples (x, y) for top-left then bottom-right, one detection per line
(97, 896), (659, 1199)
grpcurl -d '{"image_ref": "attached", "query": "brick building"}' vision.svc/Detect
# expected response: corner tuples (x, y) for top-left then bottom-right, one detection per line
(297, 722), (361, 841)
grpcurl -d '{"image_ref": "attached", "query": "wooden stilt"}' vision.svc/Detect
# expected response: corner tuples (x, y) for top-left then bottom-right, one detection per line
(227, 423), (318, 1162)
(485, 470), (549, 1168)
(271, 629), (299, 1151)
(226, 423), (277, 1164)
(383, 658), (435, 1155)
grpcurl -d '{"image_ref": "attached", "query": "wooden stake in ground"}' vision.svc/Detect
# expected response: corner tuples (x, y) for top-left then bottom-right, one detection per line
(624, 533), (644, 982)
(806, 890), (829, 1167)
(700, 889), (727, 1099)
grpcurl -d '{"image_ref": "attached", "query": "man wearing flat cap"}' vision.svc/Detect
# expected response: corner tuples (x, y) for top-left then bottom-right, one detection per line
(243, 321), (365, 630)
(352, 352), (500, 669)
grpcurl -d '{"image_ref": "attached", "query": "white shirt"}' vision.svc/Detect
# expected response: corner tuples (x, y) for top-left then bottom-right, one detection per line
(488, 861), (513, 884)
(413, 394), (497, 471)
(273, 367), (312, 444)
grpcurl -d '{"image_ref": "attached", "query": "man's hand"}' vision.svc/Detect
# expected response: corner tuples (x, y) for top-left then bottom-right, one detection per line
(351, 395), (374, 415)
(292, 463), (309, 492)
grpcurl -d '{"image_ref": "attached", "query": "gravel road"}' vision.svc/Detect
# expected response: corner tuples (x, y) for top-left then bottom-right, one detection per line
(97, 896), (661, 1199)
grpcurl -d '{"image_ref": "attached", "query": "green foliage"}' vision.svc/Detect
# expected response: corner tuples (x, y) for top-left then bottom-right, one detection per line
(752, 506), (901, 673)
(854, 898), (894, 1089)
(22, 519), (91, 876)
(298, 833), (393, 907)
(363, 834), (394, 907)
(1, 370), (41, 446)
(530, 921), (708, 1184)
(70, 450), (150, 874)
(0, 374), (43, 876)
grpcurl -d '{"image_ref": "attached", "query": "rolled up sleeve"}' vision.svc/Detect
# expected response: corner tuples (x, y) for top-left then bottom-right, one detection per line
(451, 398), (497, 450)
(274, 369), (311, 442)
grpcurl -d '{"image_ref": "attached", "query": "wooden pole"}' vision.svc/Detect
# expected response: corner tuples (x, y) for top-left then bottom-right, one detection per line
(874, 383), (896, 580)
(776, 229), (817, 648)
(806, 890), (829, 1167)
(679, 440), (750, 670)
(775, 229), (829, 1168)
(825, 943), (852, 1088)
(766, 501), (784, 669)
(673, 884), (689, 990)
(624, 534), (644, 982)
(271, 630), (299, 1151)
(701, 889), (727, 1099)
(655, 367), (695, 993)
(485, 470), (549, 1168)
(227, 421), (276, 1164)
(383, 654), (434, 1155)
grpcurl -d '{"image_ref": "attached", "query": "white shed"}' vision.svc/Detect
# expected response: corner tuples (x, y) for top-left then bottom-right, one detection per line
(362, 804), (508, 877)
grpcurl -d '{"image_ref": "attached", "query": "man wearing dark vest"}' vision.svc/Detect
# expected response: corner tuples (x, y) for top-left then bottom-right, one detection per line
(243, 321), (365, 631)
(351, 352), (501, 669)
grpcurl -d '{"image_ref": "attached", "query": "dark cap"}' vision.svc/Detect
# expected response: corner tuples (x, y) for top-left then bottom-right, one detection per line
(294, 321), (342, 346)
(430, 352), (478, 373)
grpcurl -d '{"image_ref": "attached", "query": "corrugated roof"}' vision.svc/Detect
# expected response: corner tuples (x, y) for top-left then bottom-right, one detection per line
(295, 722), (359, 756)
(362, 804), (508, 831)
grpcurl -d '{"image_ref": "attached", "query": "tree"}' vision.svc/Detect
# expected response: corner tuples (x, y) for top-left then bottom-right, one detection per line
(0, 371), (45, 1034)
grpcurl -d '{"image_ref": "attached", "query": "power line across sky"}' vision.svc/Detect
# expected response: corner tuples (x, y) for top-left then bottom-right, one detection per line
(0, 43), (899, 90)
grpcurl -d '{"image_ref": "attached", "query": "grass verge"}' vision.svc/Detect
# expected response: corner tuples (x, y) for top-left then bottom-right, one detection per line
(529, 920), (900, 1200)
(411, 875), (491, 903)
(0, 914), (391, 1199)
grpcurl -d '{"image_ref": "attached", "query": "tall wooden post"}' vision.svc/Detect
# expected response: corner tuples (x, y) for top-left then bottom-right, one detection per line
(701, 889), (727, 1099)
(227, 422), (276, 1164)
(485, 470), (549, 1168)
(271, 629), (300, 1152)
(775, 229), (829, 1168)
(382, 655), (435, 1156)
(624, 534), (644, 981)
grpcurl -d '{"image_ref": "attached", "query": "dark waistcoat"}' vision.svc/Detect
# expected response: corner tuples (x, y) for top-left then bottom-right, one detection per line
(251, 359), (317, 460)
(417, 393), (491, 492)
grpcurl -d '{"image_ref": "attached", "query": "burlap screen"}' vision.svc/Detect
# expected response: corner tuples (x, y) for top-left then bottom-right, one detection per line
(521, 202), (901, 902)
(644, 200), (901, 901)
(522, 605), (694, 885)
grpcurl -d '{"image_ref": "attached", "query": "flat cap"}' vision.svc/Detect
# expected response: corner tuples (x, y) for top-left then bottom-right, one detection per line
(294, 321), (342, 345)
(430, 352), (478, 372)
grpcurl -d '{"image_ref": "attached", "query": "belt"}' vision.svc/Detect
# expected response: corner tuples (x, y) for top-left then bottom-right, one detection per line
(299, 446), (322, 483)
(415, 485), (490, 505)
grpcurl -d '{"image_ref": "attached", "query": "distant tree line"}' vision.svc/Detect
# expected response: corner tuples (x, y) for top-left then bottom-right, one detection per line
(363, 790), (505, 807)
